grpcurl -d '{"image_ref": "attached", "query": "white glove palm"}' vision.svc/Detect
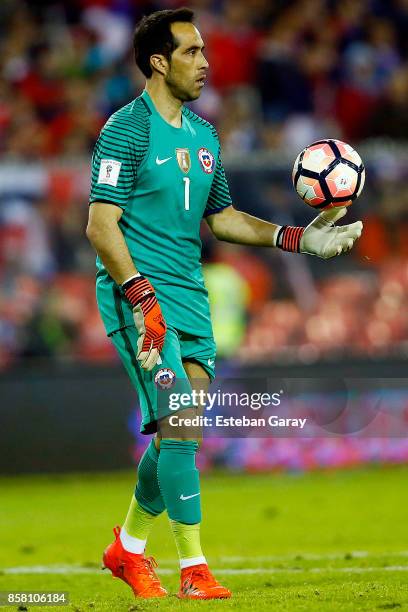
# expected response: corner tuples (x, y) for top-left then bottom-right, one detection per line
(300, 207), (363, 259)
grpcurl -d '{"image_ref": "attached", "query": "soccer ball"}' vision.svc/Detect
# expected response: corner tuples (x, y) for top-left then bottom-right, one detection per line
(292, 139), (365, 210)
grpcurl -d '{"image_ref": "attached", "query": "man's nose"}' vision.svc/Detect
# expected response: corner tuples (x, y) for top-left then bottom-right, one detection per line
(201, 53), (209, 70)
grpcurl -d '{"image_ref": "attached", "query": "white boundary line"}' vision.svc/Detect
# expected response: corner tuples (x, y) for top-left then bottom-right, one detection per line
(219, 551), (408, 562)
(2, 565), (408, 576)
(3, 551), (408, 576)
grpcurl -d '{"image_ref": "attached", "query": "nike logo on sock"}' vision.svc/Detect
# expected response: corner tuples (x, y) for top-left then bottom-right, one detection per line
(156, 156), (172, 165)
(180, 493), (200, 501)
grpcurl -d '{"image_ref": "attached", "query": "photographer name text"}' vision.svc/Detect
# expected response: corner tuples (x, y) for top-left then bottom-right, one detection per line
(167, 415), (307, 429)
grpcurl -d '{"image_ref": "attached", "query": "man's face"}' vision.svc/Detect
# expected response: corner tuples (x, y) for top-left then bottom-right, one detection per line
(164, 22), (209, 102)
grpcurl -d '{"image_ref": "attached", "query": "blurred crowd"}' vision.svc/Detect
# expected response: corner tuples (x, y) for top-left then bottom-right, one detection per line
(1, 0), (408, 157)
(0, 0), (408, 369)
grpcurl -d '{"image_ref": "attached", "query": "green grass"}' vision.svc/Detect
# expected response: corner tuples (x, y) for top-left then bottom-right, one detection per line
(1, 466), (408, 610)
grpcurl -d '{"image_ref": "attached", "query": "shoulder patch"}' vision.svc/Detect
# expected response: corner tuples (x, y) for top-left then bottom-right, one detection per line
(98, 159), (121, 186)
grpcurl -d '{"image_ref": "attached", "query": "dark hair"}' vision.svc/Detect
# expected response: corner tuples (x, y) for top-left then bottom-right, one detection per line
(133, 8), (195, 78)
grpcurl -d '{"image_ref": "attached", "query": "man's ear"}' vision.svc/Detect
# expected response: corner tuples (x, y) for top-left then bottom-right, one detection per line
(150, 54), (168, 76)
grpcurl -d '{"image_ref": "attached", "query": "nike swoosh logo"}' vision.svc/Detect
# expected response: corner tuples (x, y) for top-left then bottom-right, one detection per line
(180, 493), (200, 501)
(208, 359), (215, 366)
(156, 156), (172, 165)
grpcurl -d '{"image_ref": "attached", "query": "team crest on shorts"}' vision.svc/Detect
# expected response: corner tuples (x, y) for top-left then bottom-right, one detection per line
(154, 368), (176, 390)
(176, 148), (191, 173)
(198, 147), (215, 174)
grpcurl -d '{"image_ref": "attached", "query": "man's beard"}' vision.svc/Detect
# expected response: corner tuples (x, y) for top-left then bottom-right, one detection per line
(165, 74), (199, 102)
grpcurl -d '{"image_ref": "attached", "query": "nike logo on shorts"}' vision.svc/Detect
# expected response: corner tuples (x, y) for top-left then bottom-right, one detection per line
(180, 493), (200, 501)
(156, 156), (172, 165)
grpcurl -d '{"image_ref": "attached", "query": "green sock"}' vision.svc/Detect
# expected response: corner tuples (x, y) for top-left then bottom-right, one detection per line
(170, 520), (206, 568)
(120, 439), (164, 554)
(123, 495), (156, 540)
(157, 439), (206, 568)
(157, 440), (201, 524)
(135, 439), (165, 516)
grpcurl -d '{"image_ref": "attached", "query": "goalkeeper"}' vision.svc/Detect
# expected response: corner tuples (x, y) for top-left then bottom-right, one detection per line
(86, 7), (363, 601)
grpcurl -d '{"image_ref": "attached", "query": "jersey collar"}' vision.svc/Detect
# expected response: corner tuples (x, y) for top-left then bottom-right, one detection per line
(140, 89), (185, 130)
(140, 89), (156, 115)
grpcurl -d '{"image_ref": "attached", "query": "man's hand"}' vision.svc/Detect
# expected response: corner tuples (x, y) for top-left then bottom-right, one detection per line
(300, 207), (363, 258)
(276, 207), (363, 258)
(122, 275), (167, 371)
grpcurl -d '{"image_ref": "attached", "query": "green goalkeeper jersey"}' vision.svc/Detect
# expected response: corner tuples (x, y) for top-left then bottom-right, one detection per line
(89, 90), (232, 337)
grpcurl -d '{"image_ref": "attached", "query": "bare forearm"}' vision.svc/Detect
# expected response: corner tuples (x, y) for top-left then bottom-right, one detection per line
(208, 207), (279, 247)
(86, 205), (137, 285)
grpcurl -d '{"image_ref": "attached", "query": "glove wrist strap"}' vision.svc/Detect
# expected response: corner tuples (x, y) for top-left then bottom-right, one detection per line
(276, 226), (305, 253)
(122, 275), (155, 307)
(122, 272), (141, 285)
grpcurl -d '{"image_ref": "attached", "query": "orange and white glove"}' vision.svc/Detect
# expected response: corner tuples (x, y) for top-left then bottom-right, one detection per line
(122, 274), (166, 371)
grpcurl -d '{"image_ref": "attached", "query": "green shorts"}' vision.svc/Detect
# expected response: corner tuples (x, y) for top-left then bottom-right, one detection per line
(110, 324), (216, 434)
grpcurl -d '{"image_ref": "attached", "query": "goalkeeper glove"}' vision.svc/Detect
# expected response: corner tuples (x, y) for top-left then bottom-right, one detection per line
(275, 207), (363, 258)
(122, 274), (166, 371)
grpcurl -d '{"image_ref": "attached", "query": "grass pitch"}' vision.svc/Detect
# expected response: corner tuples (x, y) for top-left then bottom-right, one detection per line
(1, 466), (408, 611)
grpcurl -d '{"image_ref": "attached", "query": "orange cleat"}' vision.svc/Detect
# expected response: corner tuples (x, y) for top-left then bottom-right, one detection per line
(178, 563), (231, 599)
(102, 526), (167, 598)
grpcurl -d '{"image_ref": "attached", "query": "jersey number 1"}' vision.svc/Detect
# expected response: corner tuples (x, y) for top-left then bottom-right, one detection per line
(183, 177), (190, 211)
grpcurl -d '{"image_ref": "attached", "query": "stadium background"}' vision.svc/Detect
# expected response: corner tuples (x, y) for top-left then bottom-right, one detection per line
(0, 0), (407, 475)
